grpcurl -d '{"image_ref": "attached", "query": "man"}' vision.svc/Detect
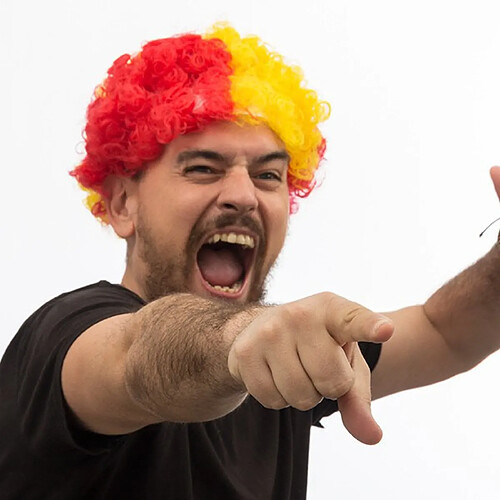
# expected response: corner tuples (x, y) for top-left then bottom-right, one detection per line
(1, 23), (499, 499)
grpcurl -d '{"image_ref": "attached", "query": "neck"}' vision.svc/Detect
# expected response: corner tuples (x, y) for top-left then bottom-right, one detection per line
(121, 264), (148, 302)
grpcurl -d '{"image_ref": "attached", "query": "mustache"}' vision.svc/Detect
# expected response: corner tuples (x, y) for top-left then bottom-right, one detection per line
(213, 214), (264, 239)
(188, 213), (265, 251)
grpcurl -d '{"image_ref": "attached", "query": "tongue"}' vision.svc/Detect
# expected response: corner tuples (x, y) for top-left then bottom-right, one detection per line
(197, 246), (243, 287)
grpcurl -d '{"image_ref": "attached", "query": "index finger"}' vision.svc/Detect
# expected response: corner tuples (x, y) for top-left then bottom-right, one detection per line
(322, 293), (394, 345)
(337, 343), (383, 445)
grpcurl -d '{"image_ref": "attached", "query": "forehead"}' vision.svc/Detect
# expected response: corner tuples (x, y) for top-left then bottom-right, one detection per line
(165, 121), (286, 159)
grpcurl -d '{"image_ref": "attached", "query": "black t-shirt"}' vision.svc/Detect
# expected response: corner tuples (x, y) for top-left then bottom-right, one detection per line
(0, 281), (382, 499)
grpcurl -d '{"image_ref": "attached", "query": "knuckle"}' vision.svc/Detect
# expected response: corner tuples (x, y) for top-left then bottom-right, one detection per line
(259, 322), (281, 344)
(317, 374), (354, 400)
(319, 291), (340, 311)
(340, 305), (366, 331)
(261, 397), (289, 410)
(292, 396), (323, 412)
(246, 380), (287, 410)
(317, 291), (337, 303)
(280, 302), (311, 327)
(231, 340), (252, 361)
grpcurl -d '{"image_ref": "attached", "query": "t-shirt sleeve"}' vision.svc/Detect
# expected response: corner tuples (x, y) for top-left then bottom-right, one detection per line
(311, 341), (382, 427)
(8, 282), (144, 461)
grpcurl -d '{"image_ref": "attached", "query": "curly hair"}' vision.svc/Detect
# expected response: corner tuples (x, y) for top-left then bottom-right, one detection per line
(70, 23), (330, 222)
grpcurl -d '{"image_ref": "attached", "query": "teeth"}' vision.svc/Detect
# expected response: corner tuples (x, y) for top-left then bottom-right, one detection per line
(206, 232), (255, 248)
(212, 280), (243, 294)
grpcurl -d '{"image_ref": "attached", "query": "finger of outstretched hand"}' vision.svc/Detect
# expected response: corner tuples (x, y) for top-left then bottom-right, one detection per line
(229, 352), (289, 410)
(337, 344), (383, 445)
(295, 332), (355, 402)
(322, 293), (394, 345)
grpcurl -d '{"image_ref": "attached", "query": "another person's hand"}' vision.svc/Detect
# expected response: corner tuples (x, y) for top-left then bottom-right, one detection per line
(227, 292), (394, 445)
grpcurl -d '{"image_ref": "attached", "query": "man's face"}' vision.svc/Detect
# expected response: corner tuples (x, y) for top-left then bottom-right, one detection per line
(128, 121), (290, 303)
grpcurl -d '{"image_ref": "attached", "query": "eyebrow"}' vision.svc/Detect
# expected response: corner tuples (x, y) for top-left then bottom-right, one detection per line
(177, 149), (226, 164)
(253, 150), (291, 165)
(176, 149), (290, 166)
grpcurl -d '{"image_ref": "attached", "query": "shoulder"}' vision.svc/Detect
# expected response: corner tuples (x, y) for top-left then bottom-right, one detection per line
(5, 281), (145, 369)
(24, 281), (144, 334)
(37, 281), (144, 316)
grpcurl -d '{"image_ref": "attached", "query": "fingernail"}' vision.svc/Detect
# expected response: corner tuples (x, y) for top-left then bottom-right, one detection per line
(374, 316), (392, 334)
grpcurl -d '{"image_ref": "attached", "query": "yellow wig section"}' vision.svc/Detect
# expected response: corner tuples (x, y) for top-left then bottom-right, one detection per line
(205, 24), (331, 191)
(75, 24), (330, 224)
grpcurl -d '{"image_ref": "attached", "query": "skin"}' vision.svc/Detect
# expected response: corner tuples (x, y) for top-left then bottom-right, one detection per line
(114, 121), (290, 303)
(491, 166), (500, 203)
(62, 123), (500, 447)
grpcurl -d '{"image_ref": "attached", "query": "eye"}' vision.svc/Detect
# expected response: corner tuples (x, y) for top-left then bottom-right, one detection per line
(184, 165), (216, 175)
(255, 171), (282, 182)
(183, 165), (223, 184)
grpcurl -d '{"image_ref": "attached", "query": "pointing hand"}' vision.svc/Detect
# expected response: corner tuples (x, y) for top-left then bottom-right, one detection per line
(228, 292), (394, 444)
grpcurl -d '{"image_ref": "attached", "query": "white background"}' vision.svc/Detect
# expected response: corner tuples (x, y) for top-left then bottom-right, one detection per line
(2, 1), (500, 498)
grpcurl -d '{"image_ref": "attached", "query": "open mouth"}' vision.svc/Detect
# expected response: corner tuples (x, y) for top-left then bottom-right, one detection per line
(196, 231), (257, 299)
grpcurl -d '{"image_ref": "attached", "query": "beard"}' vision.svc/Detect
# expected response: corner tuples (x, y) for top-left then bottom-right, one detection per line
(136, 209), (273, 304)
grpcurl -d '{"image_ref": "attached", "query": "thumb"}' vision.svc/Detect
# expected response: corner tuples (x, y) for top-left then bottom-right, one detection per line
(337, 344), (383, 445)
(490, 166), (500, 201)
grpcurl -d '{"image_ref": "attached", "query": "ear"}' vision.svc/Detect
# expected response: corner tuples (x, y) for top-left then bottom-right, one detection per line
(102, 176), (139, 239)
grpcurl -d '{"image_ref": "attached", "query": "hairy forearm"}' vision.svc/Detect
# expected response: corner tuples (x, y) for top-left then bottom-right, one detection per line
(423, 242), (500, 368)
(124, 293), (261, 423)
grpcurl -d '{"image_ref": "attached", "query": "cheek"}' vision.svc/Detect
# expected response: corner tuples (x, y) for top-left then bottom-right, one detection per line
(147, 184), (204, 225)
(172, 197), (209, 232)
(274, 220), (288, 256)
(266, 201), (289, 255)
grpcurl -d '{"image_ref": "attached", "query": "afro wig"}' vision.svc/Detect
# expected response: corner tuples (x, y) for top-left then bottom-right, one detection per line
(71, 23), (330, 222)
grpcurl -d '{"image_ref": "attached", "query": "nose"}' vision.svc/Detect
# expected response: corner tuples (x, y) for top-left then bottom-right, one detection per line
(216, 167), (258, 214)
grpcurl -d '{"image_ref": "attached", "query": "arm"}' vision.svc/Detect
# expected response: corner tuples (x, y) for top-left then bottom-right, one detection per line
(372, 167), (500, 399)
(62, 294), (258, 435)
(62, 291), (392, 443)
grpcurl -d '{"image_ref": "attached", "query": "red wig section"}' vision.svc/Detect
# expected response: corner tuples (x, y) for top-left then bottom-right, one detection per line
(71, 35), (234, 217)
